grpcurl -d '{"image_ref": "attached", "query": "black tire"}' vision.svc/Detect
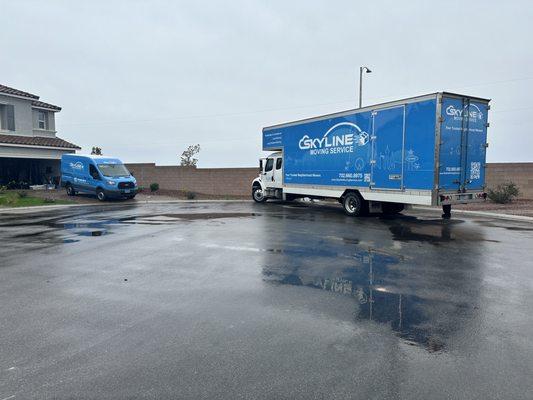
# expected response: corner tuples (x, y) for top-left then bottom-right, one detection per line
(252, 185), (266, 203)
(65, 184), (75, 196)
(382, 202), (405, 215)
(342, 192), (367, 216)
(442, 204), (451, 219)
(284, 194), (297, 202)
(96, 188), (106, 202)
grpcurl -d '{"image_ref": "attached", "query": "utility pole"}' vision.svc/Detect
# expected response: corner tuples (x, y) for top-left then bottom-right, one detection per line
(359, 66), (372, 108)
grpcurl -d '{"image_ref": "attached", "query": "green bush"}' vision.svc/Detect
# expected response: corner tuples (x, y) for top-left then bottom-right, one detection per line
(0, 185), (7, 192)
(487, 182), (520, 204)
(149, 182), (159, 193)
(137, 186), (145, 193)
(186, 191), (197, 200)
(6, 180), (18, 190)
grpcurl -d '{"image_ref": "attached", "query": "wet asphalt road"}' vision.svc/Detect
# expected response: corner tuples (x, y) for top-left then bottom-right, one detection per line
(1, 201), (533, 400)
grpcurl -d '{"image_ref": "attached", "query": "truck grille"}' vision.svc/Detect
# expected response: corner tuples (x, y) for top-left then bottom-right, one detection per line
(118, 182), (135, 189)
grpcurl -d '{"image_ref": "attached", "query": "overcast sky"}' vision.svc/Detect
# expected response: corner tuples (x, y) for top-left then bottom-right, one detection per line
(1, 0), (532, 166)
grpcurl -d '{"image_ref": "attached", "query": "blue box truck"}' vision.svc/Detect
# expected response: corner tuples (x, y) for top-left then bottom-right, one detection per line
(252, 92), (490, 218)
(61, 154), (138, 201)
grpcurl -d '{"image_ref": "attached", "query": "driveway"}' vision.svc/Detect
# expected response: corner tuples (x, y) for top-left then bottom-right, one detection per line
(1, 202), (532, 399)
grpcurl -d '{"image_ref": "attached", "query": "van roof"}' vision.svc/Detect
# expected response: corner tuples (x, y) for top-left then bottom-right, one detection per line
(63, 154), (123, 162)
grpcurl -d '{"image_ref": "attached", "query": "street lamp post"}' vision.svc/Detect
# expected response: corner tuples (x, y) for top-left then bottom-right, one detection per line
(359, 66), (372, 108)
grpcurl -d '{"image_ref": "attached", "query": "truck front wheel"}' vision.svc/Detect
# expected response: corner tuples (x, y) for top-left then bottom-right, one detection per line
(342, 192), (366, 216)
(252, 185), (266, 203)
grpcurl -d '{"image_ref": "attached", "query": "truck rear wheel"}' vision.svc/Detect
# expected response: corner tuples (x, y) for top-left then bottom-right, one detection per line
(342, 192), (367, 217)
(382, 202), (405, 215)
(252, 185), (266, 203)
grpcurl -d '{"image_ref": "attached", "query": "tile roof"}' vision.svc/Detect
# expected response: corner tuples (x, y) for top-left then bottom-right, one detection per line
(0, 134), (80, 149)
(31, 100), (62, 111)
(0, 84), (39, 99)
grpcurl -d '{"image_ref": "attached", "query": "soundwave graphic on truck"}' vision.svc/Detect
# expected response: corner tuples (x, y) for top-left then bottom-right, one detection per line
(298, 122), (369, 156)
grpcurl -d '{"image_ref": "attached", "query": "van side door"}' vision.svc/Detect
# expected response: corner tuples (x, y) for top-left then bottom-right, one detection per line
(88, 163), (102, 191)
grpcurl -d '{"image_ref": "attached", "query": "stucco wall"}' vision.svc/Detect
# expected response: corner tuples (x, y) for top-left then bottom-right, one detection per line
(0, 94), (33, 136)
(0, 94), (56, 137)
(486, 163), (533, 199)
(127, 163), (258, 196)
(127, 162), (533, 198)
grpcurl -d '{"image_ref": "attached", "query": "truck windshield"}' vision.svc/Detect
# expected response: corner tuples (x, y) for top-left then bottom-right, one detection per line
(97, 163), (131, 177)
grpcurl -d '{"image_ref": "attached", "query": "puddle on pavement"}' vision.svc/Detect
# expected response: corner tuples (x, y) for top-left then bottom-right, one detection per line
(263, 244), (480, 353)
(382, 217), (499, 244)
(0, 211), (259, 245)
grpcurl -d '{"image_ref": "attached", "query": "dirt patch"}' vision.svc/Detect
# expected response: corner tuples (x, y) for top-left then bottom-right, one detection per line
(454, 199), (533, 217)
(21, 188), (249, 205)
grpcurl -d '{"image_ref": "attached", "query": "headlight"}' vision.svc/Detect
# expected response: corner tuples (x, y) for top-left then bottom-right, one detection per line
(107, 180), (117, 186)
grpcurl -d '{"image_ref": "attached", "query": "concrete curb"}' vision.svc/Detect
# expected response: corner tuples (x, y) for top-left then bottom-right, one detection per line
(414, 206), (533, 223)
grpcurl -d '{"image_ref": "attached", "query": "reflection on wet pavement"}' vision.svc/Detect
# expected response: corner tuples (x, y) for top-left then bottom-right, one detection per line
(1, 201), (533, 399)
(263, 247), (455, 352)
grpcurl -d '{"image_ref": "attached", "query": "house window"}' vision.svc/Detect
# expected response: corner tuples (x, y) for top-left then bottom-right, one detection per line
(0, 104), (15, 131)
(38, 111), (48, 129)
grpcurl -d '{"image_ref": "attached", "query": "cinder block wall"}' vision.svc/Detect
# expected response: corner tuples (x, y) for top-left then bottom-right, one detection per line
(127, 162), (533, 199)
(126, 163), (258, 196)
(486, 163), (533, 199)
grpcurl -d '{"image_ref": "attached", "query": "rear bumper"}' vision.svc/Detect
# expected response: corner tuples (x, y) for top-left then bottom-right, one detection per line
(438, 191), (487, 205)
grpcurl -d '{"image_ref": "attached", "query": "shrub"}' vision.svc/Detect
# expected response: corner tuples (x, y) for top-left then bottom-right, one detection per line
(487, 182), (520, 204)
(186, 191), (197, 200)
(149, 182), (159, 193)
(6, 180), (18, 190)
(137, 186), (144, 193)
(0, 185), (7, 192)
(17, 191), (28, 198)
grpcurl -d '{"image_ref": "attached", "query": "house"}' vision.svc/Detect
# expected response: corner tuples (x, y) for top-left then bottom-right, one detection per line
(0, 84), (80, 187)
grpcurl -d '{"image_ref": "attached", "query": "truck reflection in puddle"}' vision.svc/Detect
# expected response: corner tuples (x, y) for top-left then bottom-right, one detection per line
(263, 243), (480, 353)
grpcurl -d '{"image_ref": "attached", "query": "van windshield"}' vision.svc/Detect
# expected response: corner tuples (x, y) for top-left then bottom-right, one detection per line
(97, 163), (131, 177)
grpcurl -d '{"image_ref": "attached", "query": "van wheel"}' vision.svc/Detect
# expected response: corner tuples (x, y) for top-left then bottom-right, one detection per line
(66, 184), (75, 196)
(342, 192), (367, 216)
(96, 189), (106, 201)
(252, 185), (266, 203)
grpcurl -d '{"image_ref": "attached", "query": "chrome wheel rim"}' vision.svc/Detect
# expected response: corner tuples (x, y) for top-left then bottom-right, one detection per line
(253, 188), (264, 201)
(346, 197), (358, 213)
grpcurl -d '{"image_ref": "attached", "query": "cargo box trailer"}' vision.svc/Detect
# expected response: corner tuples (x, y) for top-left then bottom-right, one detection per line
(252, 92), (490, 218)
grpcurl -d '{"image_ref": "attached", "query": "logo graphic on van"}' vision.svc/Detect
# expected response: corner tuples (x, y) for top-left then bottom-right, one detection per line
(69, 162), (83, 170)
(298, 122), (369, 151)
(445, 104), (483, 121)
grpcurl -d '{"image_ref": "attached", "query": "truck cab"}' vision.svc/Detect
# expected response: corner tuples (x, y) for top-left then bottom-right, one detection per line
(252, 152), (283, 202)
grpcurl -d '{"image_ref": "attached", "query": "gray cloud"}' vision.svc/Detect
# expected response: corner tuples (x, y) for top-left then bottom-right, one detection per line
(1, 0), (531, 166)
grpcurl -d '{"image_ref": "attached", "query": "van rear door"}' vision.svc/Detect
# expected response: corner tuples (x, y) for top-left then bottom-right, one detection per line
(438, 95), (489, 192)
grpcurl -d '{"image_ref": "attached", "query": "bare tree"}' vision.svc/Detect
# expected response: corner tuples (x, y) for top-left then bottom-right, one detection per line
(91, 147), (103, 155)
(180, 144), (201, 167)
